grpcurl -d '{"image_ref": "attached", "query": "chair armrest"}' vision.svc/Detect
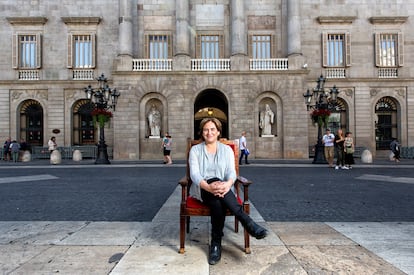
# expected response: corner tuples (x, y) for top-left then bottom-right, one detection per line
(179, 176), (189, 187)
(236, 176), (252, 187)
(235, 176), (252, 203)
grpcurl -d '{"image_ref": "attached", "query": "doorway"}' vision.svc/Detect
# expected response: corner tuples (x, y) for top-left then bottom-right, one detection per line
(194, 89), (228, 139)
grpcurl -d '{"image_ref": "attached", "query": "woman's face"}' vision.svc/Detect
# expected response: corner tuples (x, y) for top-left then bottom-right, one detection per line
(202, 121), (220, 144)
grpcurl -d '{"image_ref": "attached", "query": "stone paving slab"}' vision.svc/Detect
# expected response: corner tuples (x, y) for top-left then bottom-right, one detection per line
(0, 186), (413, 274)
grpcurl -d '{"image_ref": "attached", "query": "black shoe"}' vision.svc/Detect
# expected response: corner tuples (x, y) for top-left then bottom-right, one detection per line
(245, 221), (267, 239)
(208, 242), (221, 265)
(245, 162), (250, 165)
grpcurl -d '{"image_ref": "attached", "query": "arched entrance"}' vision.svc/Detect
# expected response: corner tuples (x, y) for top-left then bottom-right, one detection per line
(328, 97), (347, 134)
(375, 96), (398, 150)
(194, 89), (228, 139)
(72, 99), (95, 145)
(19, 99), (43, 147)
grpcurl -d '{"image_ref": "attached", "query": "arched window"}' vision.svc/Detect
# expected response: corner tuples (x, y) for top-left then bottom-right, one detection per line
(73, 100), (95, 145)
(20, 100), (43, 147)
(328, 97), (347, 134)
(375, 97), (398, 150)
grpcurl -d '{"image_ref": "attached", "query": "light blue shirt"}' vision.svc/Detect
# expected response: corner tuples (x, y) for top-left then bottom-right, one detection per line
(189, 141), (236, 201)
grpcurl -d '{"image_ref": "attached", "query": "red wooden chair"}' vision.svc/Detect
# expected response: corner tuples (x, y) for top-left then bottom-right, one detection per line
(178, 138), (252, 254)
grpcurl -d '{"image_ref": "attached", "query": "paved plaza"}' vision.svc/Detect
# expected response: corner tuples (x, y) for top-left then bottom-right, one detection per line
(0, 159), (413, 274)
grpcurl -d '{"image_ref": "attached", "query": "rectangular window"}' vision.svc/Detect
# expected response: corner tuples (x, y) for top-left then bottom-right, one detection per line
(149, 35), (169, 59)
(327, 34), (344, 66)
(201, 35), (219, 59)
(67, 33), (96, 68)
(196, 34), (224, 59)
(12, 33), (42, 69)
(19, 35), (37, 68)
(322, 32), (351, 67)
(251, 35), (271, 59)
(375, 33), (401, 67)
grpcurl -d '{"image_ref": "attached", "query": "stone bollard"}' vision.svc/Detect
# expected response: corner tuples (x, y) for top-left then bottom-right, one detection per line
(361, 149), (373, 163)
(50, 150), (62, 165)
(22, 150), (31, 162)
(72, 149), (82, 161)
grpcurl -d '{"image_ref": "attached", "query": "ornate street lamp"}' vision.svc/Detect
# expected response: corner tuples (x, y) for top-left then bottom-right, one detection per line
(85, 73), (120, 164)
(304, 75), (340, 164)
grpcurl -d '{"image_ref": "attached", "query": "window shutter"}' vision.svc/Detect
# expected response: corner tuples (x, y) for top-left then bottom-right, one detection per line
(271, 34), (276, 58)
(195, 35), (201, 58)
(374, 33), (381, 67)
(67, 34), (73, 68)
(219, 34), (224, 58)
(398, 32), (404, 67)
(12, 34), (18, 69)
(167, 35), (172, 58)
(322, 32), (328, 67)
(36, 33), (42, 69)
(247, 35), (252, 58)
(91, 33), (96, 68)
(144, 35), (149, 58)
(345, 32), (351, 67)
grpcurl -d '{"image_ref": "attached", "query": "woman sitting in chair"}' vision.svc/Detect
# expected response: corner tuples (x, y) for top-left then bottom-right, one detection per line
(189, 117), (267, 265)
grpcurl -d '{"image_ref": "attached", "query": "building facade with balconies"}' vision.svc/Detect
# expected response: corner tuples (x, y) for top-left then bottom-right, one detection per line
(0, 0), (413, 160)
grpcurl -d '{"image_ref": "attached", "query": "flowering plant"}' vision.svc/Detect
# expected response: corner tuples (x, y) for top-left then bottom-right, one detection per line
(91, 108), (113, 128)
(310, 109), (331, 127)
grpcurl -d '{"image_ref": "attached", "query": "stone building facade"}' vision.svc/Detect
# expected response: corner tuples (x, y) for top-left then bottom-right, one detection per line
(0, 0), (413, 160)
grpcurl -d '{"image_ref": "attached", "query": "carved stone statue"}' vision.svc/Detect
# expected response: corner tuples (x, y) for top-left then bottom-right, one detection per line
(259, 104), (274, 136)
(148, 104), (161, 137)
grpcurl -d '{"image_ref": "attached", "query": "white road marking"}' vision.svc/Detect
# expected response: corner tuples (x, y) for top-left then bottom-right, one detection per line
(356, 174), (414, 184)
(0, 174), (59, 184)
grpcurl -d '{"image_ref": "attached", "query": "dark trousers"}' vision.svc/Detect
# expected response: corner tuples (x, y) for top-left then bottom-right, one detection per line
(336, 147), (345, 166)
(239, 149), (248, 164)
(201, 180), (250, 242)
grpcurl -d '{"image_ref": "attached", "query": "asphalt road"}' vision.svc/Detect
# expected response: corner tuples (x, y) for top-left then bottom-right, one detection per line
(0, 164), (413, 222)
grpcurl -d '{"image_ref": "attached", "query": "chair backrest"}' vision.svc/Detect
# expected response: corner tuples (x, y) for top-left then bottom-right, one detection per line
(185, 138), (240, 186)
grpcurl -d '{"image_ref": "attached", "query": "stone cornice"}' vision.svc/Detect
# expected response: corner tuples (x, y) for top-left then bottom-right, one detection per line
(369, 16), (408, 24)
(317, 16), (357, 24)
(7, 17), (48, 25)
(61, 17), (101, 25)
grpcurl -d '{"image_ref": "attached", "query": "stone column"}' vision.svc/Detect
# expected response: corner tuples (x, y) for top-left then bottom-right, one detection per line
(287, 0), (304, 69)
(115, 0), (133, 71)
(118, 0), (133, 56)
(174, 0), (191, 70)
(230, 0), (248, 70)
(231, 0), (246, 55)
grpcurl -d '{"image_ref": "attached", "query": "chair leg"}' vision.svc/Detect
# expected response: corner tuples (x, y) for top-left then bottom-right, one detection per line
(186, 216), (190, 233)
(179, 215), (186, 254)
(234, 217), (239, 233)
(244, 228), (251, 254)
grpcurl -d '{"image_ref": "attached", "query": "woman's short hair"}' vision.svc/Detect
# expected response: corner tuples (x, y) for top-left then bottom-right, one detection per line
(199, 117), (222, 140)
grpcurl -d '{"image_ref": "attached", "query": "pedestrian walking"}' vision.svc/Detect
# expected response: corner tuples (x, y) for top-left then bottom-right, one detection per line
(9, 140), (20, 162)
(322, 128), (335, 168)
(162, 133), (172, 164)
(239, 131), (250, 165)
(390, 137), (401, 162)
(344, 131), (355, 169)
(334, 129), (347, 169)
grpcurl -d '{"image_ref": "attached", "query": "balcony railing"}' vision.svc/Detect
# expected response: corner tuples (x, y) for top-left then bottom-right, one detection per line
(249, 58), (288, 70)
(325, 68), (346, 78)
(378, 68), (398, 78)
(132, 59), (172, 71)
(191, 59), (231, 71)
(73, 69), (94, 80)
(18, 70), (39, 80)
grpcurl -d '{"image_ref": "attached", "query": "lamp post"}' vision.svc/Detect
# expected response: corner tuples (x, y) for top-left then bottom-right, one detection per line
(303, 75), (340, 164)
(85, 73), (120, 164)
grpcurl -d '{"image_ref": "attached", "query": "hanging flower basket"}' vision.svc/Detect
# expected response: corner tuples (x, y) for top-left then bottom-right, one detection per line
(310, 109), (331, 127)
(91, 108), (113, 128)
